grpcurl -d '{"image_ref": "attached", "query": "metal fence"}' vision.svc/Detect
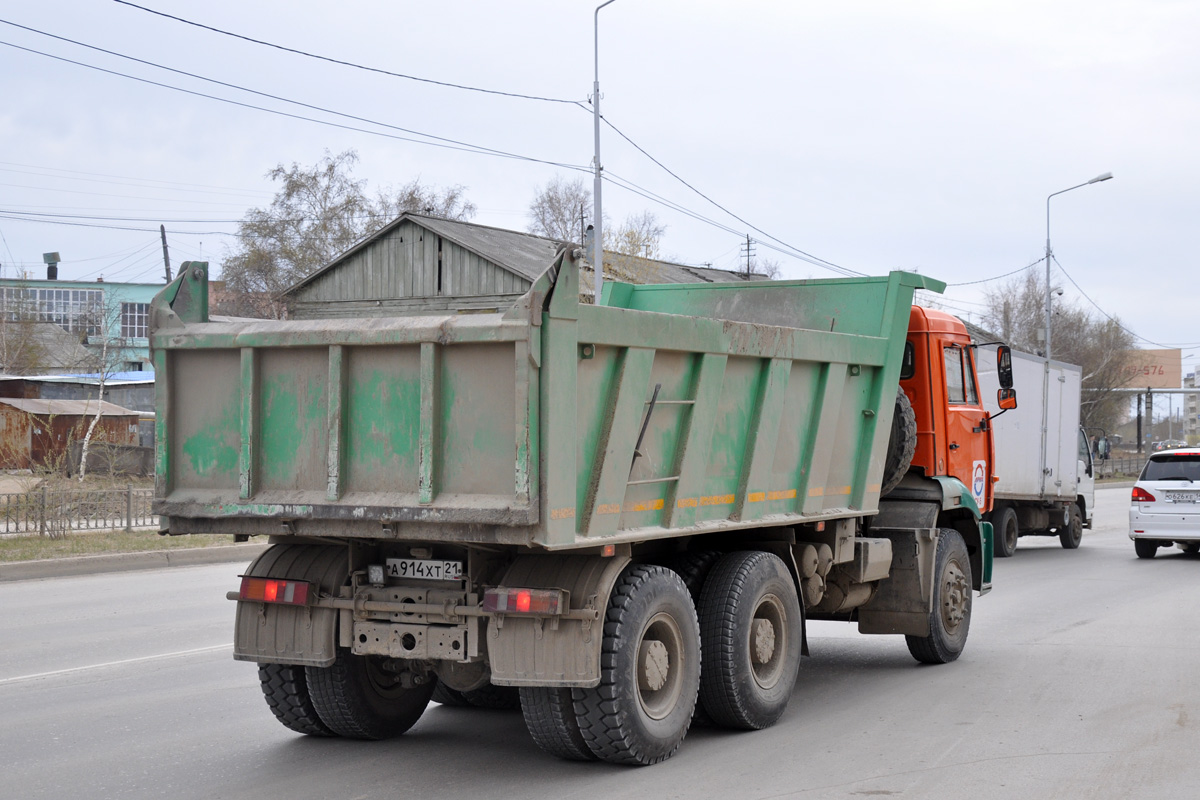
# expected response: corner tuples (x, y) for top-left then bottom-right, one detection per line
(0, 486), (156, 537)
(1097, 455), (1149, 479)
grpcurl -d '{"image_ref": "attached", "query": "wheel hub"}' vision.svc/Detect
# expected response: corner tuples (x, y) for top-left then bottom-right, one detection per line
(639, 639), (670, 692)
(752, 618), (776, 664)
(941, 562), (969, 631)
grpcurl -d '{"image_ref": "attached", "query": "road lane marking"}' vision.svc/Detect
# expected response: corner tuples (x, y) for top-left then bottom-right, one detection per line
(0, 644), (232, 686)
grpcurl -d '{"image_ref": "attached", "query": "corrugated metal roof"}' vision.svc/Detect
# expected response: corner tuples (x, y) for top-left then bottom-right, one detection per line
(286, 213), (565, 295)
(0, 398), (140, 417)
(0, 372), (154, 386)
(414, 215), (563, 282)
(285, 213), (768, 299)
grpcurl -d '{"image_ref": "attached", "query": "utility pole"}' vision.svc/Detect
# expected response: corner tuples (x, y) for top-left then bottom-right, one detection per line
(740, 235), (756, 278)
(160, 224), (172, 283)
(579, 202), (587, 246)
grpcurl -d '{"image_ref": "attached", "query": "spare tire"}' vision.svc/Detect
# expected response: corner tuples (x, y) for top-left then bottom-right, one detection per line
(880, 388), (917, 496)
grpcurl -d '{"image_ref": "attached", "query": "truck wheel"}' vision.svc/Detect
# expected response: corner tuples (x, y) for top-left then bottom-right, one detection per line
(880, 389), (917, 496)
(520, 687), (596, 761)
(657, 549), (722, 604)
(306, 649), (435, 739)
(993, 506), (1018, 558)
(1134, 539), (1158, 559)
(431, 682), (471, 707)
(1181, 542), (1200, 555)
(698, 551), (802, 730)
(461, 684), (521, 710)
(906, 529), (972, 665)
(1060, 505), (1083, 550)
(574, 564), (700, 765)
(258, 662), (336, 737)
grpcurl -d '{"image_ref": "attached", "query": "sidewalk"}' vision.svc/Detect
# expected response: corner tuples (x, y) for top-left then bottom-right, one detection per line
(0, 542), (269, 582)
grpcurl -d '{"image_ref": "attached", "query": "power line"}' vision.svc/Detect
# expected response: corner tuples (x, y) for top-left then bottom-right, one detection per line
(0, 160), (270, 197)
(1052, 255), (1200, 350)
(946, 257), (1043, 287)
(110, 0), (583, 106)
(600, 117), (863, 277)
(0, 37), (589, 173)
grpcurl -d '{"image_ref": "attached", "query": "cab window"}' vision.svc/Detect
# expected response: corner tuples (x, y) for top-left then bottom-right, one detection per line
(943, 345), (978, 404)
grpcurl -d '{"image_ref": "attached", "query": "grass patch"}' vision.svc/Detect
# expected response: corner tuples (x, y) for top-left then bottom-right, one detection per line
(0, 529), (248, 564)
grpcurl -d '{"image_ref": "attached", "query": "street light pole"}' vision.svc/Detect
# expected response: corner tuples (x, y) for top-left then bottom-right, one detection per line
(1040, 171), (1113, 496)
(592, 0), (617, 304)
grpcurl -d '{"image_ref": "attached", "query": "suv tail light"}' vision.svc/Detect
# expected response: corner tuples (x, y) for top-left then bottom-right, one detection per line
(1131, 486), (1156, 502)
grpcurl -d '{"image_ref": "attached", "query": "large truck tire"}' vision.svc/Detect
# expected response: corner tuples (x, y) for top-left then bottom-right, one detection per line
(698, 551), (802, 730)
(520, 687), (596, 761)
(258, 662), (336, 737)
(574, 564), (700, 766)
(306, 649), (435, 739)
(906, 529), (972, 665)
(431, 682), (472, 707)
(880, 389), (917, 497)
(993, 505), (1019, 558)
(1060, 505), (1083, 549)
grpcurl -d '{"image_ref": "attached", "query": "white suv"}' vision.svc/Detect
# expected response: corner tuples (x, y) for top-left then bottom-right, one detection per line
(1129, 447), (1200, 559)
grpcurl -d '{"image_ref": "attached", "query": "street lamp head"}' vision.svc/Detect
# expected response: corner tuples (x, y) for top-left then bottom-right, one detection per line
(1088, 172), (1114, 184)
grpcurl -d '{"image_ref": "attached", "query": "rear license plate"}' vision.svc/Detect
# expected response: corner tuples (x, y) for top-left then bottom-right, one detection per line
(1164, 491), (1198, 504)
(385, 558), (463, 581)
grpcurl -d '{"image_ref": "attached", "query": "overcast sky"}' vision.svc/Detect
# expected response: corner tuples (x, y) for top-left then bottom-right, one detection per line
(2, 1), (1197, 369)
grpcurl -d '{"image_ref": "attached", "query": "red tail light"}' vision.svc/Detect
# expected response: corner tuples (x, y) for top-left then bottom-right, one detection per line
(239, 577), (312, 606)
(483, 587), (564, 615)
(1131, 486), (1156, 502)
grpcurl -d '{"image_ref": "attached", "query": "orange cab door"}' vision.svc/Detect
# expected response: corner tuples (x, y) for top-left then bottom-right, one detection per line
(941, 343), (993, 512)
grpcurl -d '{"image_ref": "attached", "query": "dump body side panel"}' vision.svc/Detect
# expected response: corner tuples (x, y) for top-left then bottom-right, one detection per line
(153, 256), (943, 548)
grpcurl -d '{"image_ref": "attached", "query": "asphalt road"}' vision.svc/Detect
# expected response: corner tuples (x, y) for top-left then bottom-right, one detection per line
(1, 485), (1196, 800)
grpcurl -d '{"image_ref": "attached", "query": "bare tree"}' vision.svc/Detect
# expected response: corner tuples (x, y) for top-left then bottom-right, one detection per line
(605, 210), (667, 259)
(221, 149), (475, 317)
(527, 175), (591, 243)
(981, 270), (1134, 434)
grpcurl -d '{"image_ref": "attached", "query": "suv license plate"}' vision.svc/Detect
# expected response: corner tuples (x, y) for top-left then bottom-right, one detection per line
(386, 558), (463, 581)
(1164, 491), (1197, 504)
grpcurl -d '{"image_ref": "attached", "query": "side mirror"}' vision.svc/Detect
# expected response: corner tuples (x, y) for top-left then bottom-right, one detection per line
(997, 387), (1017, 410)
(1097, 437), (1110, 459)
(996, 345), (1014, 389)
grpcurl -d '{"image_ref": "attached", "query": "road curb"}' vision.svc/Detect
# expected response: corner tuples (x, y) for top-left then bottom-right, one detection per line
(0, 543), (269, 582)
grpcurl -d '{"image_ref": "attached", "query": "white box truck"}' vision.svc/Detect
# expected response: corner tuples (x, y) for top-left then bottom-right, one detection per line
(976, 345), (1095, 556)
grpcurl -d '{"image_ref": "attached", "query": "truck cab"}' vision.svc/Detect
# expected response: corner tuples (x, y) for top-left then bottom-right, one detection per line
(901, 306), (995, 514)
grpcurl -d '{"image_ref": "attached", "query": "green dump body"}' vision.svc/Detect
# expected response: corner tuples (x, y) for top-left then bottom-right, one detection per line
(151, 251), (944, 549)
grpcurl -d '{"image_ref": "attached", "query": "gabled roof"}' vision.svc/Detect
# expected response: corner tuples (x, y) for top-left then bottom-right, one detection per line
(0, 398), (139, 417)
(286, 212), (565, 295)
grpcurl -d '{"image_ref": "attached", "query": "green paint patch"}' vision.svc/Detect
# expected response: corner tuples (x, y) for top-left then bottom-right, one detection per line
(182, 402), (239, 478)
(347, 370), (420, 481)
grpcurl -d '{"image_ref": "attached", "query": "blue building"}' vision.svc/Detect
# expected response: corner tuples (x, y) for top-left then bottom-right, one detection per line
(0, 261), (165, 373)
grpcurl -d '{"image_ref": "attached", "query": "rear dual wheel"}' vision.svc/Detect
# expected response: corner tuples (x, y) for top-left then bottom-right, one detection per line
(698, 551), (802, 730)
(572, 564), (701, 766)
(305, 649), (435, 739)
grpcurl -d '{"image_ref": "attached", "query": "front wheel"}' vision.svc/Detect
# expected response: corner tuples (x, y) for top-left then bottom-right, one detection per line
(906, 529), (973, 665)
(573, 564), (700, 766)
(1134, 539), (1158, 559)
(993, 506), (1018, 558)
(1060, 505), (1083, 550)
(306, 649), (435, 739)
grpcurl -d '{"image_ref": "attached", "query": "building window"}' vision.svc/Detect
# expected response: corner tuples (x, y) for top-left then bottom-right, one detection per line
(0, 287), (105, 335)
(121, 302), (149, 339)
